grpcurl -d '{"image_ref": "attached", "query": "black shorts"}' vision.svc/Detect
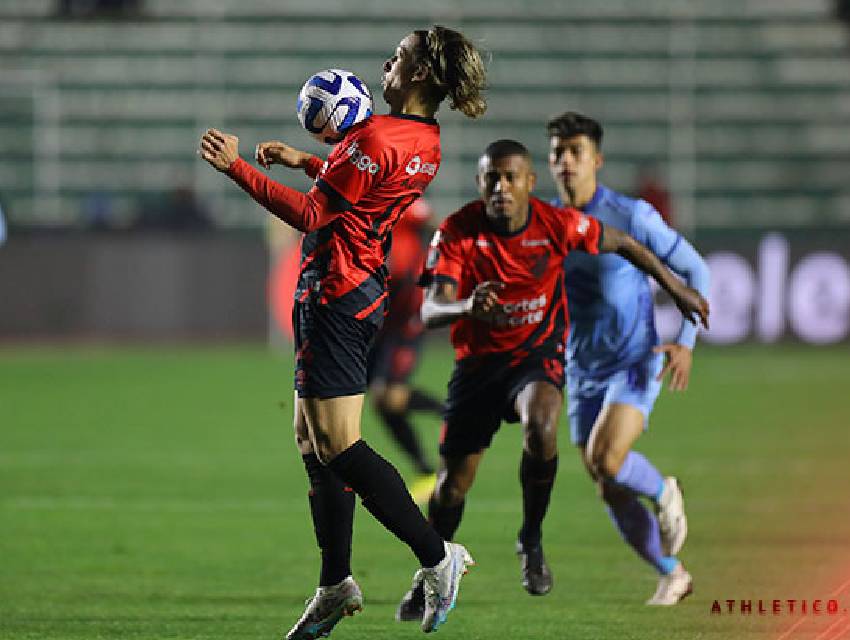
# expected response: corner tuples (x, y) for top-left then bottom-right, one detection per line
(440, 351), (565, 457)
(293, 300), (380, 399)
(366, 328), (423, 386)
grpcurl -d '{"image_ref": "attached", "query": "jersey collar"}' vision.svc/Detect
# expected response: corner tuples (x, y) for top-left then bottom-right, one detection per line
(484, 203), (533, 237)
(388, 113), (439, 125)
(582, 185), (605, 213)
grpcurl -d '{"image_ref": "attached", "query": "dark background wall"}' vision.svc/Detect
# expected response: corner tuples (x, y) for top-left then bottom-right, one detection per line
(0, 233), (268, 339)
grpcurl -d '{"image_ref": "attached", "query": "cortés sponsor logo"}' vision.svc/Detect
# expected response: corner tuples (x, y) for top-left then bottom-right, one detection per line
(405, 155), (438, 176)
(501, 293), (547, 327)
(346, 141), (380, 175)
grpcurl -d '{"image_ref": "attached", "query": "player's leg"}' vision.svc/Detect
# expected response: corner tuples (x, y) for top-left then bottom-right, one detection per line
(397, 362), (502, 624)
(368, 334), (437, 503)
(286, 394), (361, 640)
(591, 353), (688, 556)
(511, 380), (561, 595)
(296, 392), (356, 587)
(406, 386), (445, 414)
(294, 301), (470, 633)
(305, 394), (473, 631)
(429, 451), (485, 539)
(581, 356), (691, 605)
(580, 450), (692, 605)
(397, 449), (485, 622)
(372, 381), (436, 476)
(302, 393), (443, 564)
(585, 404), (670, 571)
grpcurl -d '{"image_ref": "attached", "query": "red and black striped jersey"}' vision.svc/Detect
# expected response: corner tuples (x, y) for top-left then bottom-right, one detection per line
(298, 114), (441, 323)
(420, 197), (602, 362)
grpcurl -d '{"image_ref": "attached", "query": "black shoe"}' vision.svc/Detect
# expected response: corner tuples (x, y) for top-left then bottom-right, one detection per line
(516, 540), (553, 596)
(395, 571), (425, 622)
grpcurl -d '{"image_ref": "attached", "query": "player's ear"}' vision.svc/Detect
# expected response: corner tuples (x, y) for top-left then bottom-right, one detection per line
(411, 62), (430, 83)
(595, 151), (604, 171)
(528, 170), (537, 191)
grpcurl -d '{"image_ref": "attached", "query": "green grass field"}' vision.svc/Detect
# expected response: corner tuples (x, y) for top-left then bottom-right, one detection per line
(2, 343), (849, 640)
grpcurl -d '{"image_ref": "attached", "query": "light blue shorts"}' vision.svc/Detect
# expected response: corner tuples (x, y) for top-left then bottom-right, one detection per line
(567, 351), (664, 446)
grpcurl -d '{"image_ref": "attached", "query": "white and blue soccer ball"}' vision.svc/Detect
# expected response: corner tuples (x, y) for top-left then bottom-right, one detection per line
(296, 69), (373, 144)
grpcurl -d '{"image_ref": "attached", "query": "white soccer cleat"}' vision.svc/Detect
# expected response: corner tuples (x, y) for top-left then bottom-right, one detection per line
(396, 571), (426, 622)
(420, 542), (474, 633)
(657, 476), (688, 556)
(646, 563), (693, 606)
(285, 576), (363, 640)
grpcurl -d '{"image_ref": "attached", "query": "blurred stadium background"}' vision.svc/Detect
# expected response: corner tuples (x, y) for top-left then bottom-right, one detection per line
(2, 1), (850, 639)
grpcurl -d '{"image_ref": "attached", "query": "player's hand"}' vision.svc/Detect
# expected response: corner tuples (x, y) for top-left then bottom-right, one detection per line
(654, 343), (693, 391)
(255, 140), (311, 170)
(199, 128), (239, 172)
(669, 282), (710, 329)
(466, 281), (505, 323)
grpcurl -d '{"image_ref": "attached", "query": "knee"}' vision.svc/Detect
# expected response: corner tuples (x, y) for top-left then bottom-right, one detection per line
(376, 385), (409, 415)
(312, 434), (357, 466)
(523, 413), (559, 460)
(294, 432), (315, 457)
(293, 419), (314, 457)
(587, 444), (626, 480)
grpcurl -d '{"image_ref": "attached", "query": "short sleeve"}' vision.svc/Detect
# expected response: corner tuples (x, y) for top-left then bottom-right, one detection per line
(315, 126), (386, 211)
(418, 218), (465, 288)
(559, 207), (603, 256)
(629, 200), (680, 262)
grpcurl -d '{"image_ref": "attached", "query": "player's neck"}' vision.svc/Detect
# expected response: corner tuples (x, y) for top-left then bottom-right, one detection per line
(487, 206), (529, 234)
(559, 180), (597, 210)
(391, 94), (437, 119)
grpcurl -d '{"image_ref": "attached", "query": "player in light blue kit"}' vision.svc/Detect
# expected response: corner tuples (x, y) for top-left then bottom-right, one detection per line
(548, 112), (711, 605)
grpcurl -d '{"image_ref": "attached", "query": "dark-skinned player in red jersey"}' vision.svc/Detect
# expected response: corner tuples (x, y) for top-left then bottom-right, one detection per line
(395, 139), (708, 620)
(366, 199), (443, 503)
(199, 26), (487, 639)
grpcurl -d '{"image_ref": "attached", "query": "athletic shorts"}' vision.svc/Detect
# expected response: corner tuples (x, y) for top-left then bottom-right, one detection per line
(293, 300), (380, 399)
(566, 351), (664, 447)
(366, 328), (423, 386)
(440, 351), (565, 458)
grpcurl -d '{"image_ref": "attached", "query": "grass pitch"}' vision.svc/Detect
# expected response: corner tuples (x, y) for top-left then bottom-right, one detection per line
(1, 343), (849, 640)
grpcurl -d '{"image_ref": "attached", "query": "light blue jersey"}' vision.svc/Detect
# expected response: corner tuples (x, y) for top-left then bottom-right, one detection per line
(557, 185), (709, 378)
(556, 185), (710, 445)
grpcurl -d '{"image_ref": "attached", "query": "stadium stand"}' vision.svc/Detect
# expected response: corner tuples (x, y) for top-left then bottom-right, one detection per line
(0, 0), (848, 229)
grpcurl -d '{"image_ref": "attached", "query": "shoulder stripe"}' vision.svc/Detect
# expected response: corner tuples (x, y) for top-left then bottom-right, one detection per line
(661, 234), (683, 264)
(315, 178), (354, 212)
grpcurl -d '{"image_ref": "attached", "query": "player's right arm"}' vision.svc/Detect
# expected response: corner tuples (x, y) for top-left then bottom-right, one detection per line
(421, 280), (505, 329)
(199, 125), (384, 233)
(418, 216), (505, 328)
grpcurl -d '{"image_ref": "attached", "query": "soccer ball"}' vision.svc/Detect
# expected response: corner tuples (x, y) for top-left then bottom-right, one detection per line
(296, 69), (373, 144)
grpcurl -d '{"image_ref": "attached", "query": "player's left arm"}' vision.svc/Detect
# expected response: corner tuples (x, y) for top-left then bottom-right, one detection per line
(652, 235), (711, 390)
(627, 205), (711, 391)
(199, 128), (344, 232)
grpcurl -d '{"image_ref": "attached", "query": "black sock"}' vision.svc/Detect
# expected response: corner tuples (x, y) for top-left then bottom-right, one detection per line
(328, 439), (445, 568)
(518, 451), (559, 548)
(379, 408), (434, 475)
(428, 495), (465, 541)
(302, 453), (355, 586)
(407, 388), (445, 415)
